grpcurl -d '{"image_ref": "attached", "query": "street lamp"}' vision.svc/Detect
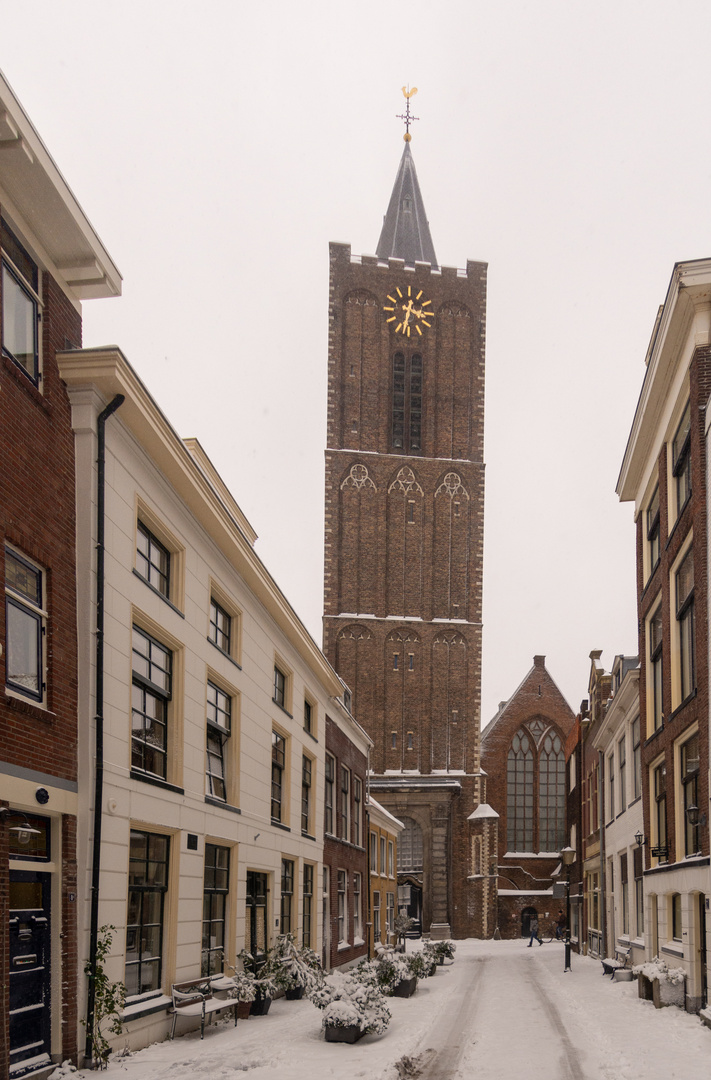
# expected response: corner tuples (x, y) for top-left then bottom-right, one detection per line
(560, 846), (576, 973)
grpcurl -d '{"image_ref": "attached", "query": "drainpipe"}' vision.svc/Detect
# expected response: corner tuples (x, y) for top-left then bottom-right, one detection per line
(85, 394), (124, 1064)
(598, 749), (607, 959)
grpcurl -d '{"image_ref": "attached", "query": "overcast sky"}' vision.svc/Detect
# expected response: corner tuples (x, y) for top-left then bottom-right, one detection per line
(4, 1), (710, 726)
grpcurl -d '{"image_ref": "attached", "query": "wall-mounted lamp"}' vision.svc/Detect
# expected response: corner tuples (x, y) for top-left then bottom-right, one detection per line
(635, 831), (644, 848)
(685, 804), (706, 828)
(0, 807), (41, 845)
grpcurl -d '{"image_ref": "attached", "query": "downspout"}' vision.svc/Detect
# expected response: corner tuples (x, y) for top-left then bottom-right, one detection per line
(598, 749), (606, 959)
(85, 394), (124, 1064)
(366, 745), (372, 959)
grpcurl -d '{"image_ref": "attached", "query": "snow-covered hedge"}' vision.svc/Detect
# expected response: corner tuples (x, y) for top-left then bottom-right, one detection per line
(310, 968), (391, 1034)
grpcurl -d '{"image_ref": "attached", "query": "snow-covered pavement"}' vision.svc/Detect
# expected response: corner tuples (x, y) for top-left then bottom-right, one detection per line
(56, 939), (711, 1080)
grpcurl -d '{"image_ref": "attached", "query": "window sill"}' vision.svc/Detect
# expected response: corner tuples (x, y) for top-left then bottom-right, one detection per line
(130, 770), (184, 795)
(205, 796), (241, 814)
(207, 637), (241, 670)
(272, 699), (293, 720)
(121, 993), (172, 1021)
(271, 820), (291, 832)
(4, 691), (55, 723)
(304, 728), (318, 744)
(661, 943), (684, 959)
(337, 942), (351, 952)
(301, 831), (316, 841)
(669, 689), (697, 721)
(132, 568), (185, 618)
(644, 724), (664, 748)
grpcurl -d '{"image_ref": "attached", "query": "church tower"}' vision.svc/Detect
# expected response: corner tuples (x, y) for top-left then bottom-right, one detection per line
(323, 110), (490, 938)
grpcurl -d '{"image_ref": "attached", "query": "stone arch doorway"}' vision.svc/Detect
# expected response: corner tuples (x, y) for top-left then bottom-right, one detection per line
(521, 906), (538, 938)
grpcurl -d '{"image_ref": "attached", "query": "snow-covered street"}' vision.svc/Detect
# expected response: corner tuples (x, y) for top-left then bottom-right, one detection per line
(58, 940), (711, 1080)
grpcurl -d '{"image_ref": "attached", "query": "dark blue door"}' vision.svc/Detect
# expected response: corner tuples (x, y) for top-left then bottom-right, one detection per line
(9, 871), (51, 1074)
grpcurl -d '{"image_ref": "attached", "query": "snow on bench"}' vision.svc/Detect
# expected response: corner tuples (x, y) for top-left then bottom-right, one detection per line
(170, 977), (238, 1040)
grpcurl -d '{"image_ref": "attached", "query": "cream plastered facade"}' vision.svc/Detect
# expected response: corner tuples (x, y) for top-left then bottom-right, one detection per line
(59, 346), (350, 1052)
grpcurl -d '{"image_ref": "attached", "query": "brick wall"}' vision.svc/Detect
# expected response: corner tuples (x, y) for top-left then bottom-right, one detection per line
(0, 244), (81, 1072)
(324, 715), (369, 969)
(638, 344), (710, 867)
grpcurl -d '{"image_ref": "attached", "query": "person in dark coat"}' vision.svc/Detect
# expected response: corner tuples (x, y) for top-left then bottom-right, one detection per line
(527, 916), (542, 946)
(555, 909), (567, 940)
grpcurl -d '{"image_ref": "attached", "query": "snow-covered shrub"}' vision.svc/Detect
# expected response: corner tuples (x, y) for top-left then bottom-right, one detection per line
(428, 939), (456, 962)
(632, 956), (685, 985)
(270, 933), (324, 993)
(310, 968), (391, 1034)
(227, 971), (257, 1003)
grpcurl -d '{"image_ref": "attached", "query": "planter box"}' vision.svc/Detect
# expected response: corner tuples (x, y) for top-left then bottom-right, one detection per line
(285, 986), (305, 1001)
(393, 976), (417, 998)
(613, 970), (634, 983)
(637, 975), (654, 1001)
(250, 995), (272, 1016)
(325, 1023), (364, 1044)
(653, 976), (685, 1009)
(236, 1001), (252, 1019)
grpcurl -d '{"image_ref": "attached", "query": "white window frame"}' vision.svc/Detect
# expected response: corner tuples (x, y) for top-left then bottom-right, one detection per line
(4, 545), (47, 704)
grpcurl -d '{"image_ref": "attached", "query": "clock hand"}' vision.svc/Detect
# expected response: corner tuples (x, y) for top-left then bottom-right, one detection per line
(401, 299), (414, 328)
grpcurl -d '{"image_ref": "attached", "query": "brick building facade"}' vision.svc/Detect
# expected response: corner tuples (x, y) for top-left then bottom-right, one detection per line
(481, 656), (574, 939)
(323, 712), (370, 969)
(0, 71), (120, 1077)
(322, 137), (490, 937)
(618, 258), (711, 1012)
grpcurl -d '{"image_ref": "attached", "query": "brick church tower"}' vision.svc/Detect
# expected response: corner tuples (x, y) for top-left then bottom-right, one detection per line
(323, 127), (494, 937)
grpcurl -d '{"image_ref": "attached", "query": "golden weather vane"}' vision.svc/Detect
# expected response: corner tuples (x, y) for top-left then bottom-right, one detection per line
(396, 85), (419, 142)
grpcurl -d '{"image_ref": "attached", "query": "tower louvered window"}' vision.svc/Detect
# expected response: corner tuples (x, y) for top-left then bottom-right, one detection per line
(392, 352), (423, 452)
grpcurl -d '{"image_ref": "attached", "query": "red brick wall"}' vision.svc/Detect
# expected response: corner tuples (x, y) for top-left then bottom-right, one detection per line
(0, 241), (81, 1072)
(324, 715), (369, 969)
(637, 345), (710, 868)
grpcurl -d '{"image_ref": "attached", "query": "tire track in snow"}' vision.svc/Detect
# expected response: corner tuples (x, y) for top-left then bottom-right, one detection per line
(524, 963), (585, 1080)
(416, 955), (487, 1080)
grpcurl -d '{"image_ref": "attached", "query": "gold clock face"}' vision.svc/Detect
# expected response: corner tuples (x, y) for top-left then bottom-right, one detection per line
(383, 286), (433, 337)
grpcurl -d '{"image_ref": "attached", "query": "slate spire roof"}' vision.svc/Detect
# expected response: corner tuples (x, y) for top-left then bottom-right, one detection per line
(376, 140), (438, 270)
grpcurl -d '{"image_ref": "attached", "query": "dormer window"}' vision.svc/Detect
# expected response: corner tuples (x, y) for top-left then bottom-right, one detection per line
(403, 196), (412, 212)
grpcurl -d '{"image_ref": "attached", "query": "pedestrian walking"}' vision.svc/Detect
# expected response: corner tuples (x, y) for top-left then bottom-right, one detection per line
(555, 909), (566, 940)
(527, 916), (542, 946)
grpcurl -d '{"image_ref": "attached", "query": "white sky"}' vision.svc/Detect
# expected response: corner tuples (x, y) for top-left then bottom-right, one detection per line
(4, 0), (710, 725)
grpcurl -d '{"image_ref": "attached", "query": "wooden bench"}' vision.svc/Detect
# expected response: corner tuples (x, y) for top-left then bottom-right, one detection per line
(601, 947), (631, 980)
(170, 978), (238, 1040)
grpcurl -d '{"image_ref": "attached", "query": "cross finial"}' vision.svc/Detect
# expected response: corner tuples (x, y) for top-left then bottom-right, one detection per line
(396, 85), (419, 143)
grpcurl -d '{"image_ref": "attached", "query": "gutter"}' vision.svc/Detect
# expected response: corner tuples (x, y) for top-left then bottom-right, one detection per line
(85, 394), (124, 1063)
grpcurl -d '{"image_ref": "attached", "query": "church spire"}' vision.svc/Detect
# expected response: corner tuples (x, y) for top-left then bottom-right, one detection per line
(376, 92), (438, 270)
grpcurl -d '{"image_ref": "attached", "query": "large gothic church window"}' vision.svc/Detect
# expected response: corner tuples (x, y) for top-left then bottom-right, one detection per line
(507, 730), (533, 850)
(397, 817), (423, 873)
(392, 352), (422, 452)
(538, 730), (565, 851)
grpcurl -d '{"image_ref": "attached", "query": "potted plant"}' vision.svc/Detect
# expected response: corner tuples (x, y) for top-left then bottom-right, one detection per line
(632, 956), (686, 1009)
(310, 966), (390, 1042)
(227, 970), (257, 1019)
(422, 941), (439, 976)
(270, 933), (324, 999)
(237, 948), (278, 1016)
(432, 939), (456, 965)
(394, 914), (416, 951)
(373, 953), (419, 998)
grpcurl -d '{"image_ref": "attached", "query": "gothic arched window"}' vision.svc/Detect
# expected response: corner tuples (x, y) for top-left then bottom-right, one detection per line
(507, 730), (533, 851)
(539, 730), (566, 851)
(392, 352), (423, 452)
